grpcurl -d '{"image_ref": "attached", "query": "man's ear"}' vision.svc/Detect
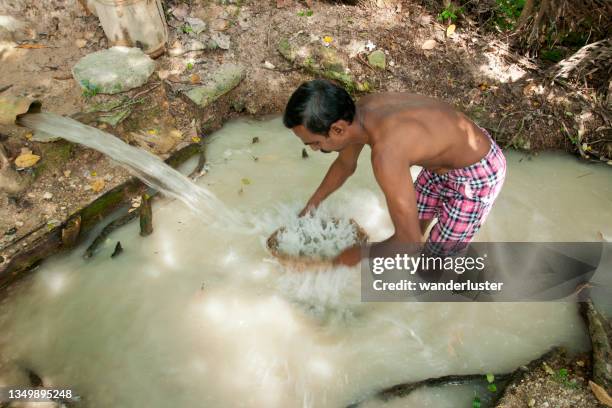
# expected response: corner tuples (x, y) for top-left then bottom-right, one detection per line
(329, 120), (348, 137)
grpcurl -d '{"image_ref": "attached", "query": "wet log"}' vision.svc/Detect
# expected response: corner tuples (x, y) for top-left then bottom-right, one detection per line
(378, 373), (512, 401)
(139, 193), (153, 236)
(580, 298), (612, 392)
(83, 142), (205, 259)
(0, 143), (202, 290)
(347, 348), (560, 408)
(84, 211), (138, 258)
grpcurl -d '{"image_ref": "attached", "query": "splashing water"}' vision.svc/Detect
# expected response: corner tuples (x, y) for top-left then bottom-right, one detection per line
(18, 112), (248, 230)
(275, 207), (361, 260)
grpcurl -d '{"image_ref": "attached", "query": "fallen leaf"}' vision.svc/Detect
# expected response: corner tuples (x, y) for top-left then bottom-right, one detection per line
(190, 73), (201, 84)
(169, 129), (182, 139)
(91, 179), (105, 193)
(421, 39), (437, 50)
(446, 24), (456, 37)
(589, 381), (612, 407)
(14, 153), (40, 168)
(15, 43), (49, 49)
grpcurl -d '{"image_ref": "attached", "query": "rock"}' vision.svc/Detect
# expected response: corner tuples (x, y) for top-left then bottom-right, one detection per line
(319, 47), (345, 73)
(210, 32), (230, 50)
(421, 39), (437, 50)
(184, 17), (207, 34)
(368, 50), (386, 70)
(211, 18), (229, 31)
(171, 4), (189, 20)
(278, 38), (296, 62)
(346, 40), (367, 58)
(263, 61), (275, 70)
(75, 38), (87, 48)
(184, 63), (245, 108)
(72, 47), (155, 95)
(43, 192), (53, 200)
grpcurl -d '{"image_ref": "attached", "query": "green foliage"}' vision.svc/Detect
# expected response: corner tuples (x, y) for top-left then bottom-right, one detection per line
(181, 25), (194, 34)
(80, 80), (101, 98)
(437, 3), (463, 23)
(186, 62), (194, 70)
(541, 48), (564, 62)
(297, 9), (314, 17)
(472, 396), (481, 408)
(553, 368), (579, 389)
(493, 0), (525, 30)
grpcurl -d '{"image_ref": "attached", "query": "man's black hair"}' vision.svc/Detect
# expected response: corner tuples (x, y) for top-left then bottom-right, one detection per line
(283, 79), (355, 136)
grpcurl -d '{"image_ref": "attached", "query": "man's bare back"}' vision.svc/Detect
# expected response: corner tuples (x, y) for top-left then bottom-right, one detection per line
(357, 93), (491, 174)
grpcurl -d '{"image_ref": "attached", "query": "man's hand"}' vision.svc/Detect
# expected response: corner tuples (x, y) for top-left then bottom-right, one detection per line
(333, 245), (362, 267)
(298, 201), (317, 217)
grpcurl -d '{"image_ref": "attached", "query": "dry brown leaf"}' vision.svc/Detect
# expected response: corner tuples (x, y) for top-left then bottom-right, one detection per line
(446, 24), (456, 37)
(15, 43), (49, 49)
(14, 153), (40, 168)
(91, 179), (105, 193)
(190, 74), (201, 84)
(589, 381), (612, 407)
(421, 39), (437, 50)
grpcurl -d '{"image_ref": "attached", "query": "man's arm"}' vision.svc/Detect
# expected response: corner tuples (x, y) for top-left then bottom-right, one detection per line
(300, 143), (364, 216)
(371, 146), (422, 243)
(333, 143), (422, 266)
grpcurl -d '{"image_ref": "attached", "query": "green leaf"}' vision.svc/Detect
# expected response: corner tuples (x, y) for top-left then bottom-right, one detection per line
(472, 396), (481, 408)
(486, 373), (495, 383)
(488, 383), (497, 392)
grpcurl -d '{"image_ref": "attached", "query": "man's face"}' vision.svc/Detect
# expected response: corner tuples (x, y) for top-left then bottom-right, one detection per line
(291, 122), (349, 153)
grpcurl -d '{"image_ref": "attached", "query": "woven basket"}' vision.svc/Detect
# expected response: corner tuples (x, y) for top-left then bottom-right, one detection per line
(266, 218), (369, 268)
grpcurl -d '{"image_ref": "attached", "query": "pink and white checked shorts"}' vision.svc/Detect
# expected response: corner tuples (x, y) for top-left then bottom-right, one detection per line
(414, 128), (506, 256)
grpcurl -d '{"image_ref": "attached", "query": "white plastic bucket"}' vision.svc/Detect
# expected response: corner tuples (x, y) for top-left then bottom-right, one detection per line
(91, 0), (168, 58)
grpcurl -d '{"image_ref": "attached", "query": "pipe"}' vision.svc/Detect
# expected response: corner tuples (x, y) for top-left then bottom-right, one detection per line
(0, 96), (42, 126)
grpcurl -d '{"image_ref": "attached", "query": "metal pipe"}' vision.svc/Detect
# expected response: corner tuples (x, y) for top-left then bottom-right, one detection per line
(0, 96), (42, 126)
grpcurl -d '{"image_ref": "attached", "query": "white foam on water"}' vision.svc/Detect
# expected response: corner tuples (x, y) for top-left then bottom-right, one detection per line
(274, 207), (359, 260)
(1, 117), (610, 407)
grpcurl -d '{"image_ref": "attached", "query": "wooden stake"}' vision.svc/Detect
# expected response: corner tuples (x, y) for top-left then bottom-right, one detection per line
(139, 193), (153, 237)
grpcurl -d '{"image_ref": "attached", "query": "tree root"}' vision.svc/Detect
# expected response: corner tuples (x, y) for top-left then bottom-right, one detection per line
(348, 348), (562, 407)
(579, 298), (612, 392)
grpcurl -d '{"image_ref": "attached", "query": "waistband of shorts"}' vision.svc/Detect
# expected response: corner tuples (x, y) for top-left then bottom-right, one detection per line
(447, 127), (503, 176)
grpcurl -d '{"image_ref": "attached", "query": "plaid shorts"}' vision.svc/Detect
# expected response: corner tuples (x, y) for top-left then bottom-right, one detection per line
(415, 128), (506, 256)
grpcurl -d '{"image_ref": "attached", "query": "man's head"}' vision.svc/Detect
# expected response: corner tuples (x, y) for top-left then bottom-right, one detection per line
(283, 79), (356, 153)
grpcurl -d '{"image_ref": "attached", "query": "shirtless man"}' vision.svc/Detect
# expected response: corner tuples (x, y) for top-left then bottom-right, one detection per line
(283, 79), (506, 266)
